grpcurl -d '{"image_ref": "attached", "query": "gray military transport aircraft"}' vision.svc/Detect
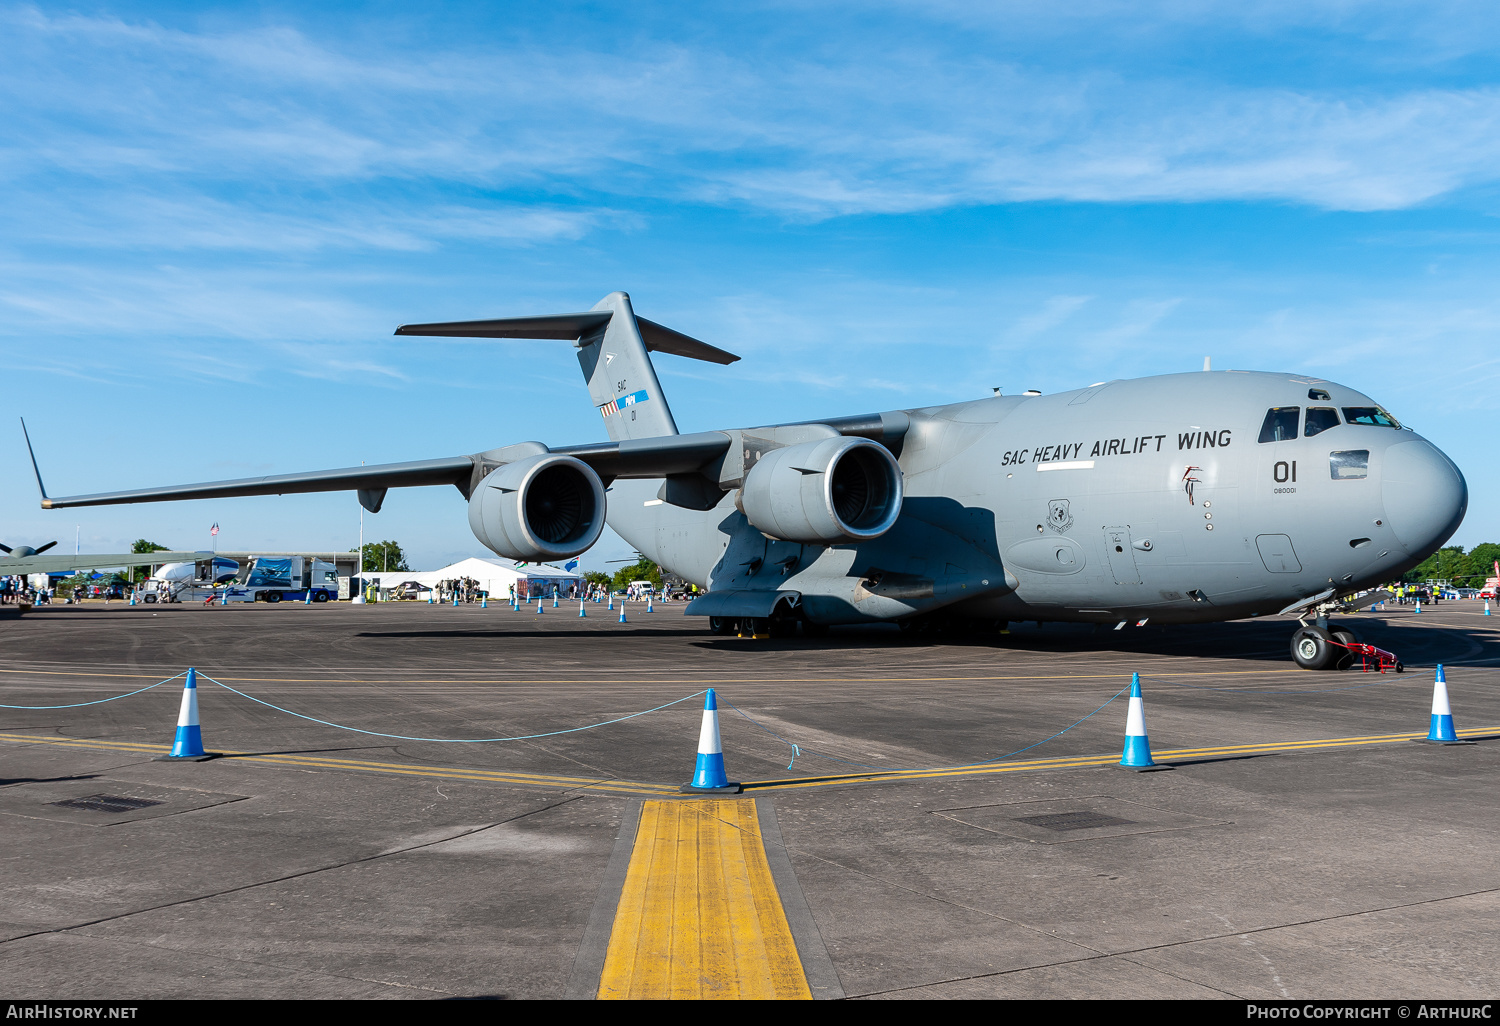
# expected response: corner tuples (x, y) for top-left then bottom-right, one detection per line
(24, 292), (1467, 669)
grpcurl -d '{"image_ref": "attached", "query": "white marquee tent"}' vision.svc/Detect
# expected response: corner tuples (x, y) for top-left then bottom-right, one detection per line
(367, 557), (583, 600)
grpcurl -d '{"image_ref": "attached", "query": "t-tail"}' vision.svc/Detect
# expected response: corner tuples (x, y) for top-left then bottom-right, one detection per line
(395, 291), (738, 442)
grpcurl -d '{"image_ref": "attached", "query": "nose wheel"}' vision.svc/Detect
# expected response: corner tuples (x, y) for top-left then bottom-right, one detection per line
(1291, 624), (1339, 670)
(1292, 623), (1398, 671)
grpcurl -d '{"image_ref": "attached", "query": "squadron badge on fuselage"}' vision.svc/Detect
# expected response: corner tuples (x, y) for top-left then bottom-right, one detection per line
(1047, 499), (1074, 534)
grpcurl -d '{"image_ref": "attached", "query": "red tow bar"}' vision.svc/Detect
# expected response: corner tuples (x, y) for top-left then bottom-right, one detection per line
(1330, 638), (1403, 673)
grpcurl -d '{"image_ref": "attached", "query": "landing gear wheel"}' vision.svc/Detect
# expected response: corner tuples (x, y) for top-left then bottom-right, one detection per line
(1290, 625), (1336, 670)
(708, 616), (737, 636)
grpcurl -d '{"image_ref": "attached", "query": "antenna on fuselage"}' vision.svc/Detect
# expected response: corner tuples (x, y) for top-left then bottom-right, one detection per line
(1203, 357), (1211, 371)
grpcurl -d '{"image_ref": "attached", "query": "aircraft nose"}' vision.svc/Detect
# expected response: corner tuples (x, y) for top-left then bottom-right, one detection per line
(1380, 439), (1467, 555)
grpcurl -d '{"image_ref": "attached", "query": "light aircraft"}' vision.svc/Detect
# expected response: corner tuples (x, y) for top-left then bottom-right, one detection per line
(24, 292), (1466, 668)
(0, 540), (56, 558)
(0, 536), (208, 580)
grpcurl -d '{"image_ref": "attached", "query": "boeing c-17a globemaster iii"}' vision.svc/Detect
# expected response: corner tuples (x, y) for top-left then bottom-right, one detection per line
(25, 292), (1467, 669)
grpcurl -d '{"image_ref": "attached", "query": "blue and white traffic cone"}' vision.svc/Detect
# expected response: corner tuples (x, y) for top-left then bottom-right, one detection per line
(607, 594), (614, 611)
(579, 599), (586, 618)
(536, 598), (544, 614)
(154, 668), (216, 762)
(481, 595), (488, 608)
(1418, 665), (1474, 744)
(646, 595), (654, 613)
(1119, 672), (1165, 770)
(1485, 600), (1492, 616)
(619, 606), (627, 623)
(681, 689), (740, 793)
(427, 592), (433, 604)
(553, 594), (559, 608)
(1415, 600), (1422, 614)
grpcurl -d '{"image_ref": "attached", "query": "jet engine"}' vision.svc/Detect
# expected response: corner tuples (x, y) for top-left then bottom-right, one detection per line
(739, 436), (903, 544)
(467, 453), (607, 561)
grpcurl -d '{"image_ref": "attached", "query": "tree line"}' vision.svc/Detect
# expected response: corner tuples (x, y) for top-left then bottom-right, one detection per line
(1403, 542), (1500, 586)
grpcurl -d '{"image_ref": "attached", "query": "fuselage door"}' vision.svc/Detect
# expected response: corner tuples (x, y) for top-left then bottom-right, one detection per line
(1255, 534), (1303, 573)
(1103, 526), (1142, 585)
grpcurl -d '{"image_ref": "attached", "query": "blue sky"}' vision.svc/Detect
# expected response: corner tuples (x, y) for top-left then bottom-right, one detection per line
(2, 1), (1498, 571)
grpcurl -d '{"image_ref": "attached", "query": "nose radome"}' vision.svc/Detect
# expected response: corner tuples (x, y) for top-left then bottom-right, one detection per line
(1381, 440), (1467, 555)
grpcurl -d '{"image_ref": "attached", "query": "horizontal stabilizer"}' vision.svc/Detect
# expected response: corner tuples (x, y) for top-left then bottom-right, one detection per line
(396, 312), (610, 340)
(395, 311), (739, 365)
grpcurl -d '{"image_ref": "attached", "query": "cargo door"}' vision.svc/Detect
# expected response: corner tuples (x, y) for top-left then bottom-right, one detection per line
(1103, 526), (1142, 585)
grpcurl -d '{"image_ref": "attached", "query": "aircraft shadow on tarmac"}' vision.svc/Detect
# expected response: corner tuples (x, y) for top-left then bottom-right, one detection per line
(354, 628), (710, 640)
(684, 619), (1491, 664)
(350, 617), (1495, 667)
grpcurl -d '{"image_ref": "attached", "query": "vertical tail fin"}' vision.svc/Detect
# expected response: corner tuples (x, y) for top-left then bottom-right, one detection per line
(576, 292), (678, 441)
(394, 291), (738, 442)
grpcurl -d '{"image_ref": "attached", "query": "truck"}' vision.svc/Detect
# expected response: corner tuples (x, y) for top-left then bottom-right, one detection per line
(223, 556), (340, 603)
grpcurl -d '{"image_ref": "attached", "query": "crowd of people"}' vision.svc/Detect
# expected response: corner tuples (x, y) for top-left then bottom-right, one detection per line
(436, 577), (485, 604)
(1385, 583), (1439, 605)
(0, 575), (51, 605)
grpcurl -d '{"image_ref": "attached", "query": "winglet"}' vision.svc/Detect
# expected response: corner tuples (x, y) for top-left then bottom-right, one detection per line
(20, 418), (51, 508)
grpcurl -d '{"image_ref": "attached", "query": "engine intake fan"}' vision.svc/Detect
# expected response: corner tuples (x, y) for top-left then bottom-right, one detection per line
(467, 453), (606, 561)
(740, 436), (902, 544)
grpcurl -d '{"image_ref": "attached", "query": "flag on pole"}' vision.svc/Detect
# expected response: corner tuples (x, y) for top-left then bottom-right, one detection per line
(564, 559), (579, 572)
(210, 523), (219, 537)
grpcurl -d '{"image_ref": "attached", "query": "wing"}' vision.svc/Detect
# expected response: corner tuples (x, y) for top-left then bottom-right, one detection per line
(35, 456), (477, 510)
(29, 434), (735, 511)
(0, 551), (213, 574)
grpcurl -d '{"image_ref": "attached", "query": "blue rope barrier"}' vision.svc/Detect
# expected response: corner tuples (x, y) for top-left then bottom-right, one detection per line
(0, 672), (186, 709)
(722, 684), (1129, 774)
(199, 674), (708, 743)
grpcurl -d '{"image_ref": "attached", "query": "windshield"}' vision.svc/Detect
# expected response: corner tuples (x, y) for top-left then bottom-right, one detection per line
(1342, 406), (1401, 429)
(1258, 407), (1300, 443)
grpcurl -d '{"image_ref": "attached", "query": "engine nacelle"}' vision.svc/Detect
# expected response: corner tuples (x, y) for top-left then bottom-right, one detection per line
(467, 453), (607, 561)
(740, 436), (903, 544)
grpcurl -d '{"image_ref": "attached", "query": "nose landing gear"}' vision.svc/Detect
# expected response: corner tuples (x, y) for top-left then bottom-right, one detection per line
(1291, 623), (1403, 672)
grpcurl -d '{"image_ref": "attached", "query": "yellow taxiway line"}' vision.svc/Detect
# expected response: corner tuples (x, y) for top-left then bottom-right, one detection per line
(1, 724), (1492, 798)
(741, 725), (1496, 792)
(0, 732), (680, 796)
(598, 800), (810, 1000)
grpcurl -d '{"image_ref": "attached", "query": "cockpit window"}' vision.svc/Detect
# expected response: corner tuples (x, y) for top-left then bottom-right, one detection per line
(1308, 388), (1331, 401)
(1258, 407), (1300, 443)
(1342, 406), (1400, 429)
(1304, 407), (1341, 437)
(1330, 450), (1370, 480)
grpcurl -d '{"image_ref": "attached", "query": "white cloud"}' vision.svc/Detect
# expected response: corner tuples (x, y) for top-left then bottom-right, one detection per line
(5, 5), (1500, 225)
